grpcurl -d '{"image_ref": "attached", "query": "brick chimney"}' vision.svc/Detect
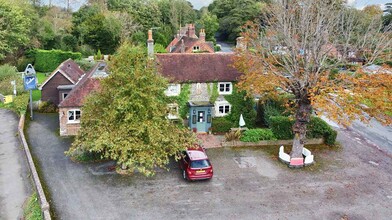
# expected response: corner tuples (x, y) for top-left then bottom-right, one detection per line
(199, 29), (205, 42)
(187, 24), (196, 38)
(147, 29), (154, 58)
(180, 39), (185, 53)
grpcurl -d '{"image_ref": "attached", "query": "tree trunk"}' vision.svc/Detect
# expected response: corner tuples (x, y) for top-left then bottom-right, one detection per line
(290, 99), (312, 167)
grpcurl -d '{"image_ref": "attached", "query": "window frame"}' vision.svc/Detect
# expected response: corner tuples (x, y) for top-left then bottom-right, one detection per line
(67, 109), (81, 123)
(62, 92), (68, 101)
(218, 82), (232, 95)
(215, 101), (231, 117)
(164, 84), (181, 96)
(167, 103), (179, 120)
(193, 46), (200, 51)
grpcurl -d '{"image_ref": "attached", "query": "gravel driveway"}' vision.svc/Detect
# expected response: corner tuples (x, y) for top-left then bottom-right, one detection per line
(27, 113), (392, 220)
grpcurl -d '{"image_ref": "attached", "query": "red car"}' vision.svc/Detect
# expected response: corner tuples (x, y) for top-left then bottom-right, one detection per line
(179, 146), (213, 181)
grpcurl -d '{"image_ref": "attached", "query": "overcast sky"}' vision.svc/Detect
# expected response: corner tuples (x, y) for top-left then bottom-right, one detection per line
(43, 0), (390, 11)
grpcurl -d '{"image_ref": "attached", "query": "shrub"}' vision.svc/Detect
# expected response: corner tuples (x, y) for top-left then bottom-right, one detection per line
(225, 87), (257, 128)
(34, 49), (82, 72)
(211, 117), (233, 133)
(269, 116), (294, 140)
(0, 65), (24, 95)
(261, 99), (289, 126)
(37, 101), (58, 113)
(11, 93), (29, 115)
(240, 128), (276, 142)
(225, 130), (241, 141)
(307, 117), (337, 145)
(269, 116), (337, 145)
(16, 56), (35, 72)
(94, 49), (102, 60)
(75, 59), (96, 71)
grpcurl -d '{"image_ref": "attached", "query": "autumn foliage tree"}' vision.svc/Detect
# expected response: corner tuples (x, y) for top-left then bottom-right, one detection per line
(67, 43), (195, 176)
(234, 0), (392, 167)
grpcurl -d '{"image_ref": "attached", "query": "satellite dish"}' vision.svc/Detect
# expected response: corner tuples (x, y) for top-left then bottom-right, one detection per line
(24, 64), (36, 75)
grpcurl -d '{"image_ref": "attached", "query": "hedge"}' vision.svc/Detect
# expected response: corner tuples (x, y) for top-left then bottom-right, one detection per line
(268, 116), (337, 145)
(34, 49), (82, 72)
(240, 128), (276, 142)
(211, 117), (233, 133)
(307, 116), (337, 145)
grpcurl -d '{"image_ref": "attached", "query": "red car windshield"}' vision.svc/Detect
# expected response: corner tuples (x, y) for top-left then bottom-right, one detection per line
(190, 159), (211, 169)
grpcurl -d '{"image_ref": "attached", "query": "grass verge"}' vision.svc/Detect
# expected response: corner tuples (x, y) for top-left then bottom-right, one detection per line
(23, 192), (43, 220)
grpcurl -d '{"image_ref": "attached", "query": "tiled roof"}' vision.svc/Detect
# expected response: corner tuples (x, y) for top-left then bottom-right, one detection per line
(40, 59), (85, 89)
(59, 59), (85, 83)
(59, 62), (104, 108)
(156, 53), (242, 83)
(168, 36), (214, 53)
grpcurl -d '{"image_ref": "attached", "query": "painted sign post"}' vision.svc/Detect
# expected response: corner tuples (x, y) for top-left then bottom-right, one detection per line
(24, 64), (37, 120)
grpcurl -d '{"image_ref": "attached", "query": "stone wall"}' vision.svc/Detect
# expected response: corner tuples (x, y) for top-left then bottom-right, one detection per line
(18, 115), (51, 220)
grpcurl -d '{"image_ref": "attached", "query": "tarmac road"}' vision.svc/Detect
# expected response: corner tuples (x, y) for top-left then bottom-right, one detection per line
(28, 113), (392, 220)
(0, 109), (31, 219)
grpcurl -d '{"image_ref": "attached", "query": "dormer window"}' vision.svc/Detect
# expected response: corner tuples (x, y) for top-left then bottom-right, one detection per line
(164, 84), (181, 96)
(218, 82), (232, 95)
(193, 46), (200, 51)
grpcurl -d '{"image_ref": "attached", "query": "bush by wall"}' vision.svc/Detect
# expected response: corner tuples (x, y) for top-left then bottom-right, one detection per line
(34, 49), (82, 72)
(240, 128), (276, 142)
(211, 117), (233, 133)
(307, 116), (337, 145)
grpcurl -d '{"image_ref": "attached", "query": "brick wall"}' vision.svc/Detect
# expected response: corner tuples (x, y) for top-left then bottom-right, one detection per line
(41, 72), (74, 106)
(59, 107), (81, 136)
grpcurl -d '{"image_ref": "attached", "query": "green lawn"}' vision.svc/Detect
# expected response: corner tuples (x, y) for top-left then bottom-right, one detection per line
(32, 72), (48, 101)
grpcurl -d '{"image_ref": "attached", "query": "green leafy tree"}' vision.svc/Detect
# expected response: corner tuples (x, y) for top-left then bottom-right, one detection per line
(67, 43), (195, 176)
(196, 11), (219, 42)
(209, 0), (266, 41)
(157, 0), (196, 30)
(0, 0), (32, 60)
(72, 5), (121, 54)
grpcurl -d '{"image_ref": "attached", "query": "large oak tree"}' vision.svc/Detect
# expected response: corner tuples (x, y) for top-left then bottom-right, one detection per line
(234, 0), (392, 166)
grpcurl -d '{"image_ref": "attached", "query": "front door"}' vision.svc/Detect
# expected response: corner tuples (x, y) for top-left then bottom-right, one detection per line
(196, 111), (206, 132)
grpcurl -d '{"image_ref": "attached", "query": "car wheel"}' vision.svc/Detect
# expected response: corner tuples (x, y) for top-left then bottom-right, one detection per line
(182, 170), (187, 180)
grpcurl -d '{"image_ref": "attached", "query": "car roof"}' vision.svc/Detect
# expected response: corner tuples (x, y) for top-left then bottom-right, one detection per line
(186, 149), (208, 161)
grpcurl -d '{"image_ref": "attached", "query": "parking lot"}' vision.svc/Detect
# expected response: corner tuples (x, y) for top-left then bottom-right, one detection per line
(27, 113), (392, 220)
